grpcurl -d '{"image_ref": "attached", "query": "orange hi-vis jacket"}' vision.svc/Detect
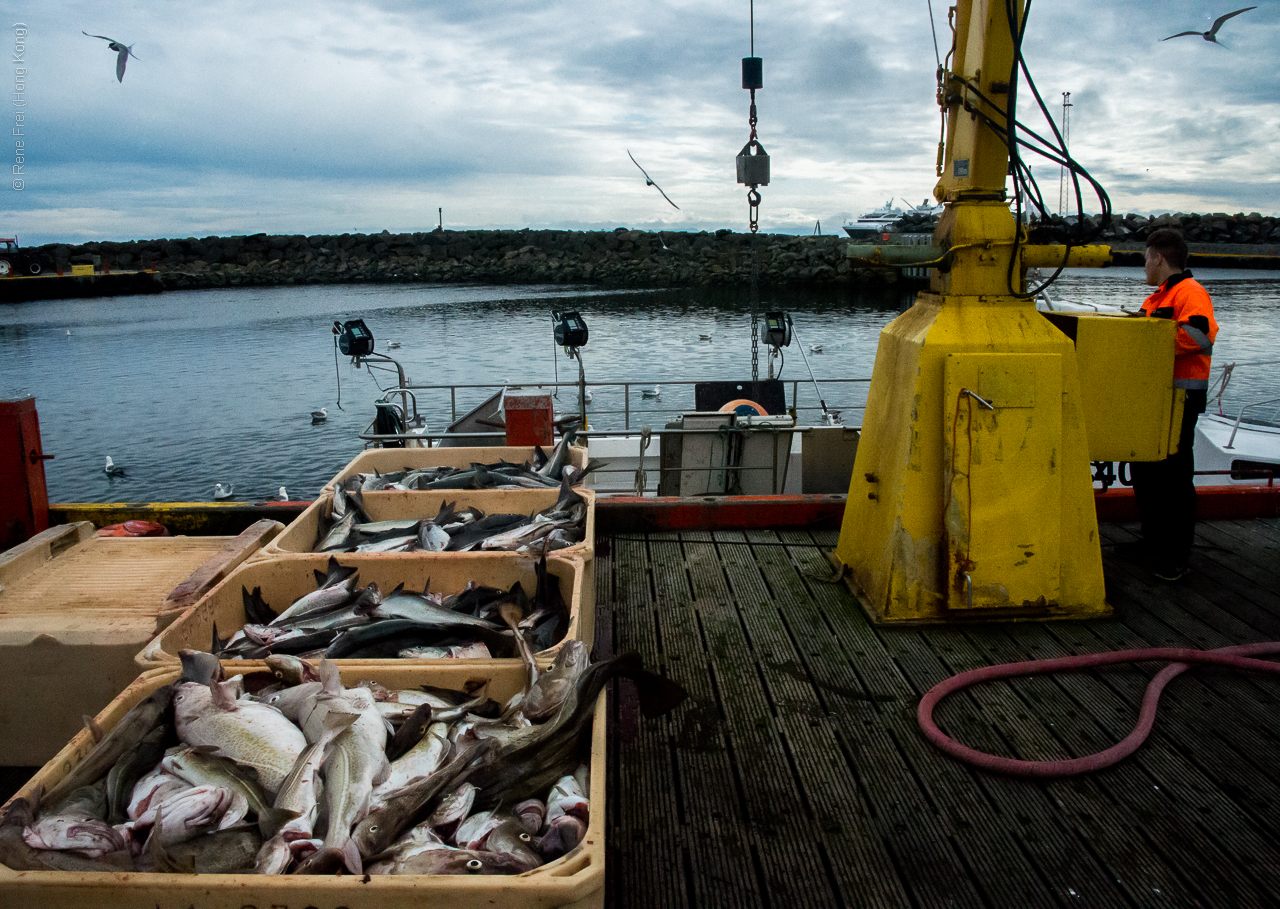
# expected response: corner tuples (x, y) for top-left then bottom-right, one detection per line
(1141, 270), (1218, 390)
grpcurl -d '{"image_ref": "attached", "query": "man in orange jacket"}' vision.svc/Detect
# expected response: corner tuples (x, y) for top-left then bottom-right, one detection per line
(1126, 228), (1218, 581)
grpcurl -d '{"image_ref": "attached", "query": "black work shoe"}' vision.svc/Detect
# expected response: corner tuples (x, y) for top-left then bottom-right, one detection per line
(1153, 563), (1190, 582)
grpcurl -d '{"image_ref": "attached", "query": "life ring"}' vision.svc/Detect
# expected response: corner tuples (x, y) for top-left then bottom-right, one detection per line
(718, 398), (768, 417)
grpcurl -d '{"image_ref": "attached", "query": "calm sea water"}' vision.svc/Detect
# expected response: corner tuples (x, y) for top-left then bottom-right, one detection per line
(2, 268), (1277, 504)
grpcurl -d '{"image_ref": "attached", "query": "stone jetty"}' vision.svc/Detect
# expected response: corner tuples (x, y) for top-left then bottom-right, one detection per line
(22, 211), (1279, 291)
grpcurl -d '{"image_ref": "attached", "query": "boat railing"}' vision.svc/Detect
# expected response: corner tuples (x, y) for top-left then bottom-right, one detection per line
(358, 377), (870, 437)
(1225, 396), (1280, 450)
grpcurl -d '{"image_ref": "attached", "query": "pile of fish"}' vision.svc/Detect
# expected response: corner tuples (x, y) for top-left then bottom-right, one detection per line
(316, 477), (588, 555)
(0, 647), (685, 876)
(342, 429), (601, 494)
(214, 556), (569, 660)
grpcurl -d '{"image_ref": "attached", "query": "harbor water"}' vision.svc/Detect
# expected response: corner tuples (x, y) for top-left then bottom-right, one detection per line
(2, 269), (1277, 504)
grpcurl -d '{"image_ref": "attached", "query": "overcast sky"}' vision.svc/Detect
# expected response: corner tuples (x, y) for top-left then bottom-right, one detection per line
(5, 1), (1278, 245)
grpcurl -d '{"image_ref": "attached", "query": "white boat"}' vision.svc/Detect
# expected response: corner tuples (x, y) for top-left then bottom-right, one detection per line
(1195, 364), (1280, 486)
(842, 198), (943, 239)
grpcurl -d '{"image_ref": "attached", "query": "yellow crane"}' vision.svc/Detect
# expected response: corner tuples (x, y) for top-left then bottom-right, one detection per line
(832, 0), (1184, 623)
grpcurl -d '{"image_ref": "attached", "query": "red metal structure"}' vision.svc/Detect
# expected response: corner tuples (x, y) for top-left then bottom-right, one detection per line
(0, 398), (52, 549)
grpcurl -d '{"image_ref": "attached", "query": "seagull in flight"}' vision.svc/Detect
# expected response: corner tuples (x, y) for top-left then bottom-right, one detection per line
(1163, 6), (1255, 44)
(82, 31), (138, 82)
(627, 151), (680, 210)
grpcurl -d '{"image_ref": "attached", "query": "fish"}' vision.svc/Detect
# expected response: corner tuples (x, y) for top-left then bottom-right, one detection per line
(523, 640), (590, 722)
(162, 746), (297, 837)
(291, 661), (389, 875)
(367, 836), (521, 875)
(0, 798), (133, 872)
(350, 737), (491, 860)
(105, 723), (172, 824)
(145, 785), (244, 848)
(514, 798), (545, 834)
(419, 522), (451, 551)
(486, 818), (543, 872)
(384, 704), (435, 763)
(255, 709), (358, 871)
(538, 815), (587, 859)
(545, 772), (589, 826)
(41, 685), (175, 811)
(173, 680), (308, 797)
(426, 782), (477, 839)
(127, 767), (188, 824)
(243, 586), (279, 625)
(149, 827), (261, 874)
(264, 654), (321, 686)
(266, 574), (361, 627)
(22, 783), (127, 858)
(455, 809), (504, 850)
(376, 721), (451, 805)
(468, 652), (685, 809)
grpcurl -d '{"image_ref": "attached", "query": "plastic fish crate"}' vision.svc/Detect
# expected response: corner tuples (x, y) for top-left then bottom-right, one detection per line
(0, 663), (605, 909)
(136, 552), (587, 672)
(322, 445), (589, 495)
(258, 486), (595, 563)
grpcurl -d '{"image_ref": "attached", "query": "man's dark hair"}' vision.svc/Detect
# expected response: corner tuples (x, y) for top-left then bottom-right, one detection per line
(1146, 228), (1189, 271)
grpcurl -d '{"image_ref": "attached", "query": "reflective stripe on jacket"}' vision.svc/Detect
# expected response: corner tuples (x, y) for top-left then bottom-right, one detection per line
(1141, 270), (1218, 389)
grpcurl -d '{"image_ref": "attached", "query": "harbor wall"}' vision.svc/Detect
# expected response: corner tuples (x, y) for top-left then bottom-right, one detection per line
(22, 211), (1280, 290)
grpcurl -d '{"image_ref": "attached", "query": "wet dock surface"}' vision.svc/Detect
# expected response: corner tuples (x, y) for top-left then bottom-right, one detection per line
(598, 519), (1280, 909)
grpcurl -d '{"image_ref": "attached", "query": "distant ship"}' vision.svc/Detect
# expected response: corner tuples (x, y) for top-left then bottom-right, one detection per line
(842, 198), (944, 238)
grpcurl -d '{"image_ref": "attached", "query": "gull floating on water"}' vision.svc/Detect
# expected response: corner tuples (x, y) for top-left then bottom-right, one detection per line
(103, 456), (126, 477)
(641, 384), (661, 398)
(580, 388), (593, 403)
(627, 151), (680, 210)
(311, 407), (328, 424)
(387, 341), (401, 349)
(275, 487), (289, 501)
(1163, 6), (1255, 43)
(809, 344), (823, 353)
(82, 31), (138, 82)
(699, 333), (714, 341)
(213, 483), (234, 501)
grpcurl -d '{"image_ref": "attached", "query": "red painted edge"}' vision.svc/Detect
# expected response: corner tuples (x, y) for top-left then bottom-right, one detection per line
(597, 486), (1280, 533)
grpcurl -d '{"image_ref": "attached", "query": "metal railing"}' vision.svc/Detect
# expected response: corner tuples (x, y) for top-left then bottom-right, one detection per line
(358, 377), (870, 439)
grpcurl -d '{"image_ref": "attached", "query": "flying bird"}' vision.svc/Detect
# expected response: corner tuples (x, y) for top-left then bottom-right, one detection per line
(1163, 6), (1256, 44)
(82, 31), (138, 82)
(627, 151), (680, 210)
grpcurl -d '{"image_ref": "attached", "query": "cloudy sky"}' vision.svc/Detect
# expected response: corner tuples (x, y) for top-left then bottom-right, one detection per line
(5, 1), (1278, 245)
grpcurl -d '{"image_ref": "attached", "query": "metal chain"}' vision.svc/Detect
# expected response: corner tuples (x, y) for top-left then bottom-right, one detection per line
(748, 85), (761, 384)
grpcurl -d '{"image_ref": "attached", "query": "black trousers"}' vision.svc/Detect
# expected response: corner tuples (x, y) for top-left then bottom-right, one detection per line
(1130, 389), (1207, 567)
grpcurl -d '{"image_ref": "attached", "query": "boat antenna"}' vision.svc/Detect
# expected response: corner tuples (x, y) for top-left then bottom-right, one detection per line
(737, 0), (770, 393)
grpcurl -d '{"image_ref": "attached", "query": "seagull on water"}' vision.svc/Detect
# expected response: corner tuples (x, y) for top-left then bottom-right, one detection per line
(580, 388), (593, 403)
(274, 486), (289, 501)
(82, 31), (138, 82)
(641, 384), (661, 399)
(213, 483), (234, 501)
(809, 344), (823, 353)
(1163, 6), (1255, 44)
(627, 151), (680, 210)
(311, 407), (328, 424)
(699, 333), (714, 341)
(387, 341), (401, 349)
(104, 456), (126, 477)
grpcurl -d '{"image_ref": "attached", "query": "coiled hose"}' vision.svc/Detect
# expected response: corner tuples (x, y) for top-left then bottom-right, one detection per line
(917, 642), (1280, 778)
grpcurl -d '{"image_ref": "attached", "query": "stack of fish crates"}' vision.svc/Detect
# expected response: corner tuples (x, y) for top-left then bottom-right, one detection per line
(1, 441), (604, 908)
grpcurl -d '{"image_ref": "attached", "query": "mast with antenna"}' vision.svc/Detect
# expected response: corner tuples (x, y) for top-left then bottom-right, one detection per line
(1057, 92), (1072, 216)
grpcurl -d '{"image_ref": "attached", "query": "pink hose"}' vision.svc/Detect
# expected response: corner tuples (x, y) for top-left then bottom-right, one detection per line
(917, 642), (1280, 778)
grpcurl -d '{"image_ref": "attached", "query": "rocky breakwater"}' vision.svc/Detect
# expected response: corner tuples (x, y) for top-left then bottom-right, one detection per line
(27, 230), (887, 290)
(1031, 211), (1280, 250)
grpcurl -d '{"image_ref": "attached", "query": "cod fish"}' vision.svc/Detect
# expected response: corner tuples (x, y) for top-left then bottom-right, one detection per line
(163, 745), (296, 837)
(148, 827), (261, 874)
(146, 785), (246, 848)
(174, 680), (308, 797)
(22, 783), (126, 858)
(292, 661), (389, 875)
(1, 798), (133, 873)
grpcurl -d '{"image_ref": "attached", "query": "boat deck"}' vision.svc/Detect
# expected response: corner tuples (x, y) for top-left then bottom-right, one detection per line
(597, 518), (1280, 909)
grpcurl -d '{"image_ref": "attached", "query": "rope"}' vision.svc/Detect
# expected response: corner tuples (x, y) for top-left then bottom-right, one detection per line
(633, 427), (652, 497)
(918, 641), (1280, 778)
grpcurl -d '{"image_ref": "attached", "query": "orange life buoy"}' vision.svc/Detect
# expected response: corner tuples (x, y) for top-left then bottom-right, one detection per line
(718, 399), (768, 416)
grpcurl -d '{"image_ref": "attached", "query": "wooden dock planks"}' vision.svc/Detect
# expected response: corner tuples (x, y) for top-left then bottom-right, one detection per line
(601, 518), (1280, 908)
